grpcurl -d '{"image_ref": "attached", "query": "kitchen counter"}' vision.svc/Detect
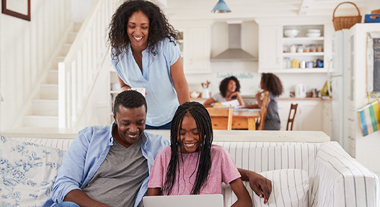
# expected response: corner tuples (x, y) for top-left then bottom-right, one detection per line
(279, 97), (331, 101)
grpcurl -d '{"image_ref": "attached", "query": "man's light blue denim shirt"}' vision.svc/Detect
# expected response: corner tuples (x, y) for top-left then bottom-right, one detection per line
(43, 124), (169, 207)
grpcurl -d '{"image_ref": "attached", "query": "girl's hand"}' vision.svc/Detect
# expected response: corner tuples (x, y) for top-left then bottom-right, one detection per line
(255, 91), (262, 100)
(147, 188), (161, 196)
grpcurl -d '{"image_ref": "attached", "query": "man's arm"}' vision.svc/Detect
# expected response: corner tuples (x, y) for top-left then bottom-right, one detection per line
(50, 129), (108, 206)
(64, 190), (110, 207)
(237, 168), (272, 204)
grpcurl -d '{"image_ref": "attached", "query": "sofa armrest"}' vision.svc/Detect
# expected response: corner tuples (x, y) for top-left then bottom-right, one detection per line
(311, 142), (379, 207)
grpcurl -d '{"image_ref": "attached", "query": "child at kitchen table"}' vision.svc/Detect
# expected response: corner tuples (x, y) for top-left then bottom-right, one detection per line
(147, 102), (252, 207)
(245, 73), (283, 130)
(203, 76), (245, 107)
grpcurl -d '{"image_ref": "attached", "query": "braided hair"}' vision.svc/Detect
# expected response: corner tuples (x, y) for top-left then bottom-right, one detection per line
(162, 102), (213, 195)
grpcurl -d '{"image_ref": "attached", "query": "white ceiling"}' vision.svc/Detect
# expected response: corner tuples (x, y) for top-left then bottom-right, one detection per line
(156, 0), (370, 21)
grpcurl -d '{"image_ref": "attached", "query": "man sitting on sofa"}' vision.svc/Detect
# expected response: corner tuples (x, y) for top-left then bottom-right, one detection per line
(43, 90), (272, 207)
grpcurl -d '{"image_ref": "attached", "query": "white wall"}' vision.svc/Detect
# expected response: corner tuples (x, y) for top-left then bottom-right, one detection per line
(365, 0), (380, 14)
(71, 0), (94, 23)
(186, 21), (327, 97)
(0, 0), (71, 131)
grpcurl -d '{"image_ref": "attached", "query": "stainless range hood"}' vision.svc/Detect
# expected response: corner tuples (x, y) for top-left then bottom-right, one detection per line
(211, 23), (257, 62)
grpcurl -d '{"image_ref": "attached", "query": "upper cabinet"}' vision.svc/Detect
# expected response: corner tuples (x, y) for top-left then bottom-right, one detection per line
(258, 22), (333, 73)
(174, 22), (212, 74)
(258, 25), (282, 71)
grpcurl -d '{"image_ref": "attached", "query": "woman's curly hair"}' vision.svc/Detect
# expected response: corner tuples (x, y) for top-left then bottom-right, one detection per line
(261, 73), (283, 96)
(219, 76), (241, 98)
(108, 0), (178, 65)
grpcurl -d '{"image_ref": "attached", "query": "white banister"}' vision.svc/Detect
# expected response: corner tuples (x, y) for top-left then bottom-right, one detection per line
(58, 0), (120, 128)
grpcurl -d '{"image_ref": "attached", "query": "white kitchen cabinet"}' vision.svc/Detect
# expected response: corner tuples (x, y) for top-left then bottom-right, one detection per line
(176, 25), (211, 74)
(322, 100), (333, 138)
(258, 25), (282, 72)
(278, 99), (323, 131)
(258, 23), (334, 73)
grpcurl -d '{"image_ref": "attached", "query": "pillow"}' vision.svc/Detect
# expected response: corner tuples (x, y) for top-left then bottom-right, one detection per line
(222, 169), (309, 207)
(0, 136), (66, 206)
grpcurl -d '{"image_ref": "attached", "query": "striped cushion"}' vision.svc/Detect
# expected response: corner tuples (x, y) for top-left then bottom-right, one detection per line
(214, 142), (320, 174)
(312, 142), (379, 207)
(223, 169), (309, 207)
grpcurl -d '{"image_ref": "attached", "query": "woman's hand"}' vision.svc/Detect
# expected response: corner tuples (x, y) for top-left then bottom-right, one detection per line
(227, 91), (239, 100)
(118, 76), (131, 91)
(228, 91), (245, 106)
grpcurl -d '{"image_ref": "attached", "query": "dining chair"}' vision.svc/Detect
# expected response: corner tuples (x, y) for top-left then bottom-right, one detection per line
(257, 91), (270, 130)
(206, 107), (233, 130)
(286, 103), (298, 131)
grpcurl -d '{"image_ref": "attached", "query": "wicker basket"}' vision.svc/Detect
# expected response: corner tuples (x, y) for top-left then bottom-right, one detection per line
(332, 2), (362, 31)
(372, 9), (380, 14)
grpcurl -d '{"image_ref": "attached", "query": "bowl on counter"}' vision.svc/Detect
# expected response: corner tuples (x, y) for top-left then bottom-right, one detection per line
(284, 29), (300, 38)
(190, 91), (201, 98)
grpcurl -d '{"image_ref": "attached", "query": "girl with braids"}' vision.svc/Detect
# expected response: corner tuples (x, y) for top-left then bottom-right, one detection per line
(245, 73), (283, 130)
(147, 102), (252, 207)
(108, 0), (189, 129)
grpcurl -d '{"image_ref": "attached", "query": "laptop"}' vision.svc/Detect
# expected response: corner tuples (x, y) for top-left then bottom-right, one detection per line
(143, 194), (224, 207)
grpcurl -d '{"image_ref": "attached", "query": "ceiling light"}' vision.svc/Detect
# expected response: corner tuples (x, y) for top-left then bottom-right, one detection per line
(211, 0), (231, 13)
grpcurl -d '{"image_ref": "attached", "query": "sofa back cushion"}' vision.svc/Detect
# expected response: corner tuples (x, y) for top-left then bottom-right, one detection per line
(9, 138), (73, 151)
(0, 137), (66, 206)
(223, 169), (309, 207)
(214, 142), (321, 175)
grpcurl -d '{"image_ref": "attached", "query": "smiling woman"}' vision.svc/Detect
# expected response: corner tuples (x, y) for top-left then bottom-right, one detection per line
(108, 0), (190, 129)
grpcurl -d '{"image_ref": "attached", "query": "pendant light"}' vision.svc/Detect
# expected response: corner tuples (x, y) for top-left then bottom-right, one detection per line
(211, 0), (231, 13)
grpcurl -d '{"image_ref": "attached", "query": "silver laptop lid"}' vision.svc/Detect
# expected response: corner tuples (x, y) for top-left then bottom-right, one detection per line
(143, 194), (224, 207)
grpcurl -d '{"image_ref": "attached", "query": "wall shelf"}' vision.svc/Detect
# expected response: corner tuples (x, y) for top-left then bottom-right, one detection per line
(283, 52), (324, 57)
(259, 68), (328, 73)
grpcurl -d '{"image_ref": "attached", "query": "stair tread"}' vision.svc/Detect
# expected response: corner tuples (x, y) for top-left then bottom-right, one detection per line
(32, 99), (58, 102)
(41, 84), (58, 86)
(24, 115), (58, 118)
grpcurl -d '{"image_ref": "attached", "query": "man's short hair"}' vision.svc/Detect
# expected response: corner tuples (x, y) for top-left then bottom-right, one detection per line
(113, 90), (147, 116)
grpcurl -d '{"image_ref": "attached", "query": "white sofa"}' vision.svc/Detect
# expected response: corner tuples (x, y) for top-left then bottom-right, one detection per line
(0, 130), (379, 207)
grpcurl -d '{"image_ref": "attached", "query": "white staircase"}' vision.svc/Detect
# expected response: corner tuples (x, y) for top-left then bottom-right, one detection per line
(23, 24), (81, 128)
